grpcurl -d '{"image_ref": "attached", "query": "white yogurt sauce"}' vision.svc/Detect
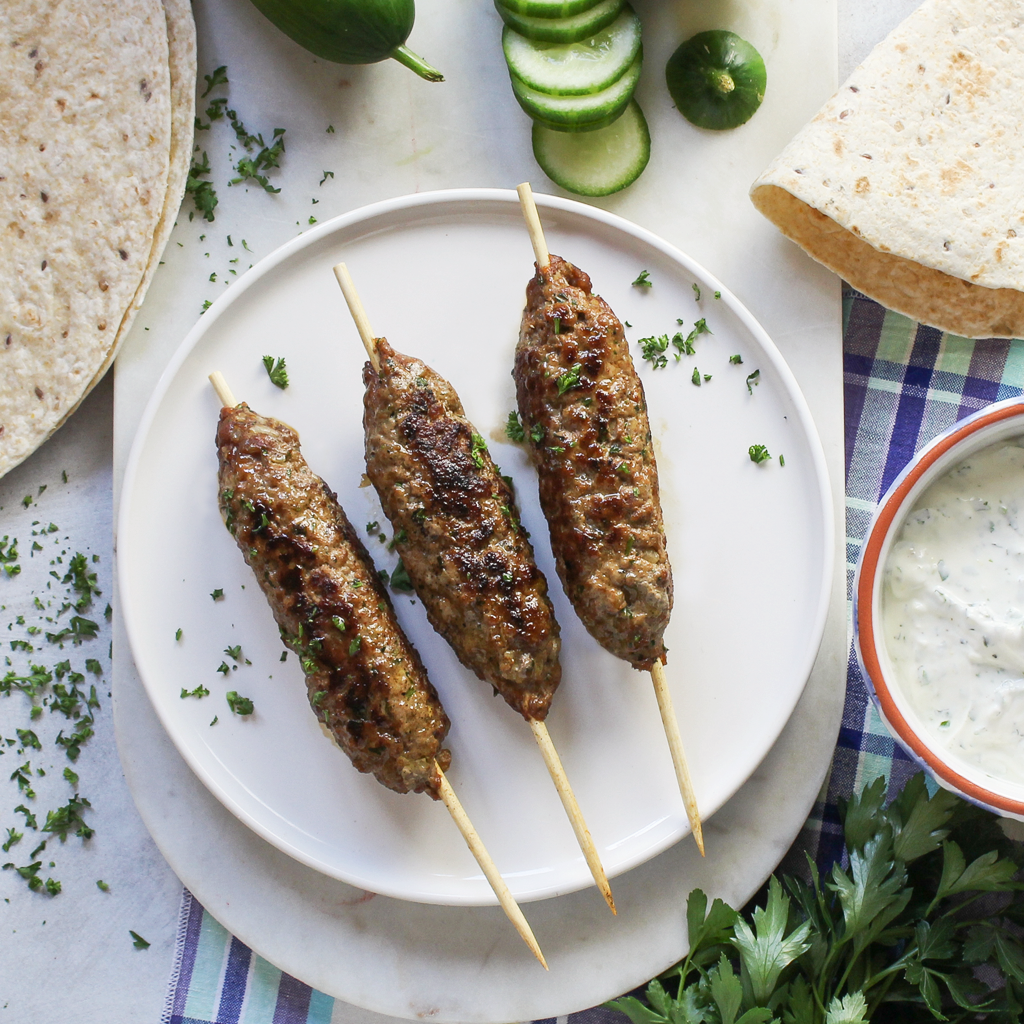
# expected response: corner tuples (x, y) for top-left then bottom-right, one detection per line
(882, 440), (1024, 785)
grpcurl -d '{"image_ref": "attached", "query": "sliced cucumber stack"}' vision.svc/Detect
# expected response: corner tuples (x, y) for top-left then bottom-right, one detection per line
(503, 6), (641, 95)
(533, 99), (650, 196)
(511, 49), (641, 130)
(497, 0), (649, 194)
(494, 0), (623, 44)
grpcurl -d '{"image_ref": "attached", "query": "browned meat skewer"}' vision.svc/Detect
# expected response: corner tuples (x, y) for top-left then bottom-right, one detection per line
(514, 253), (673, 671)
(216, 400), (451, 798)
(363, 338), (562, 721)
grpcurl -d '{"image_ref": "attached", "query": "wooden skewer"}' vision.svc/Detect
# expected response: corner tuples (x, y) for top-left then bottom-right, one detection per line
(436, 765), (548, 969)
(208, 371), (548, 965)
(209, 371), (237, 408)
(651, 662), (704, 855)
(515, 184), (705, 857)
(529, 718), (615, 913)
(333, 263), (380, 371)
(517, 182), (550, 269)
(332, 262), (615, 911)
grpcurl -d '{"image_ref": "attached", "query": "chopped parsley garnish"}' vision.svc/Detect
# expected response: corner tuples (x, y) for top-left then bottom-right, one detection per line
(180, 684), (210, 699)
(779, 454), (786, 467)
(692, 283), (701, 301)
(529, 423), (545, 444)
(201, 65), (229, 98)
(319, 170), (334, 186)
(638, 336), (669, 370)
(224, 645), (242, 662)
(129, 930), (151, 950)
(42, 795), (93, 841)
(714, 290), (721, 299)
(185, 151), (218, 222)
(331, 615), (346, 633)
(63, 767), (78, 788)
(729, 354), (743, 364)
(632, 270), (653, 288)
(210, 588), (224, 601)
(175, 628), (183, 642)
(746, 369), (761, 394)
(557, 363), (583, 395)
(210, 716), (218, 726)
(691, 367), (701, 386)
(348, 636), (362, 656)
(365, 521), (379, 534)
(749, 444), (772, 464)
(470, 434), (488, 468)
(45, 616), (98, 645)
(262, 355), (289, 389)
(216, 662), (231, 676)
(390, 559), (414, 593)
(279, 651), (287, 662)
(703, 373), (712, 382)
(225, 691), (254, 716)
(96, 879), (110, 892)
(229, 123), (286, 194)
(625, 535), (635, 555)
(505, 411), (525, 443)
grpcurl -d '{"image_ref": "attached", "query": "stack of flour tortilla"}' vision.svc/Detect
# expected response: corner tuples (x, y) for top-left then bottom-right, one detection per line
(0, 0), (195, 478)
(751, 0), (1024, 339)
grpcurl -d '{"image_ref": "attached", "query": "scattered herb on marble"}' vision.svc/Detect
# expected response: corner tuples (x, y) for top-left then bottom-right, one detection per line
(608, 773), (1024, 1024)
(129, 930), (151, 950)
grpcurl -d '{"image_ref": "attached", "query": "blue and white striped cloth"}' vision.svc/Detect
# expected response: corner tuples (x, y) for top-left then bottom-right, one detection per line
(163, 289), (1024, 1023)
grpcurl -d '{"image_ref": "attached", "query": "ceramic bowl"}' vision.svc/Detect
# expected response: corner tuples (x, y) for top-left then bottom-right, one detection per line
(854, 396), (1024, 820)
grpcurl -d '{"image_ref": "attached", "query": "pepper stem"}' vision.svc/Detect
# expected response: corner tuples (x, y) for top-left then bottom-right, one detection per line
(390, 44), (444, 82)
(711, 69), (735, 95)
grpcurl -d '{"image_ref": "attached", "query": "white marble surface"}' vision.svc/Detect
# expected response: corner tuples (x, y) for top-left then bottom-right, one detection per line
(0, 0), (922, 1020)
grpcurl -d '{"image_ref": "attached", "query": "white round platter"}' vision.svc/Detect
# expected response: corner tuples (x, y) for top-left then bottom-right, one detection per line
(117, 188), (833, 906)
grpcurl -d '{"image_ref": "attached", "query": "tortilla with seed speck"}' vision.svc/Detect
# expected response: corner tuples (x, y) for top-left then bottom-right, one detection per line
(751, 0), (1024, 339)
(0, 0), (172, 477)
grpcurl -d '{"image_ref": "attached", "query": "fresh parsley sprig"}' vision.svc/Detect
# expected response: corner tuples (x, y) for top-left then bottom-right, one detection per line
(608, 773), (1024, 1024)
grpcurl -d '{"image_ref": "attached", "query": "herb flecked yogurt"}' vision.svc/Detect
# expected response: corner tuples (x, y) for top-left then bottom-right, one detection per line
(883, 440), (1024, 786)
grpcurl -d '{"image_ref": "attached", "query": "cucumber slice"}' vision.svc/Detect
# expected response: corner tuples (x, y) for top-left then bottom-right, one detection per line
(497, 0), (602, 19)
(510, 49), (641, 130)
(533, 98), (650, 195)
(494, 0), (624, 44)
(503, 6), (641, 96)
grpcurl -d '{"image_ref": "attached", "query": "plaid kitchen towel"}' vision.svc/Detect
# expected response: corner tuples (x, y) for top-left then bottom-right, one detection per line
(162, 289), (1024, 1024)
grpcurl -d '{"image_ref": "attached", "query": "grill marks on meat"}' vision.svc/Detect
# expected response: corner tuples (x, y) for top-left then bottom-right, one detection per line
(216, 403), (451, 798)
(363, 340), (561, 721)
(514, 255), (672, 670)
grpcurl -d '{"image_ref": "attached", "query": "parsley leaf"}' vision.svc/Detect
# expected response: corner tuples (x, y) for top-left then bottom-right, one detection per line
(225, 691), (254, 716)
(129, 930), (151, 950)
(262, 355), (289, 389)
(748, 444), (772, 464)
(556, 363), (582, 395)
(638, 336), (669, 370)
(505, 412), (525, 443)
(632, 270), (652, 288)
(390, 558), (414, 594)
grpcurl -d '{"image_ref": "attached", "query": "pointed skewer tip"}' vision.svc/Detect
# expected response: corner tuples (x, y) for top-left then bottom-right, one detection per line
(528, 718), (616, 914)
(649, 661), (704, 856)
(435, 764), (548, 968)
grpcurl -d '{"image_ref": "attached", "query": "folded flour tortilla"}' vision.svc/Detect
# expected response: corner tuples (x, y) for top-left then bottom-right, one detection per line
(751, 0), (1024, 339)
(0, 0), (190, 477)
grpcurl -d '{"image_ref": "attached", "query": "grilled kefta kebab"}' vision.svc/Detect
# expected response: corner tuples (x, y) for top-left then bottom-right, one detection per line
(334, 263), (615, 911)
(363, 338), (561, 721)
(513, 184), (703, 853)
(209, 372), (547, 965)
(216, 397), (451, 796)
(515, 253), (671, 670)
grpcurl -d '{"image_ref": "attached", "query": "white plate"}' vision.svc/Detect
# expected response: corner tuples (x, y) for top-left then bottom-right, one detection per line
(118, 189), (832, 906)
